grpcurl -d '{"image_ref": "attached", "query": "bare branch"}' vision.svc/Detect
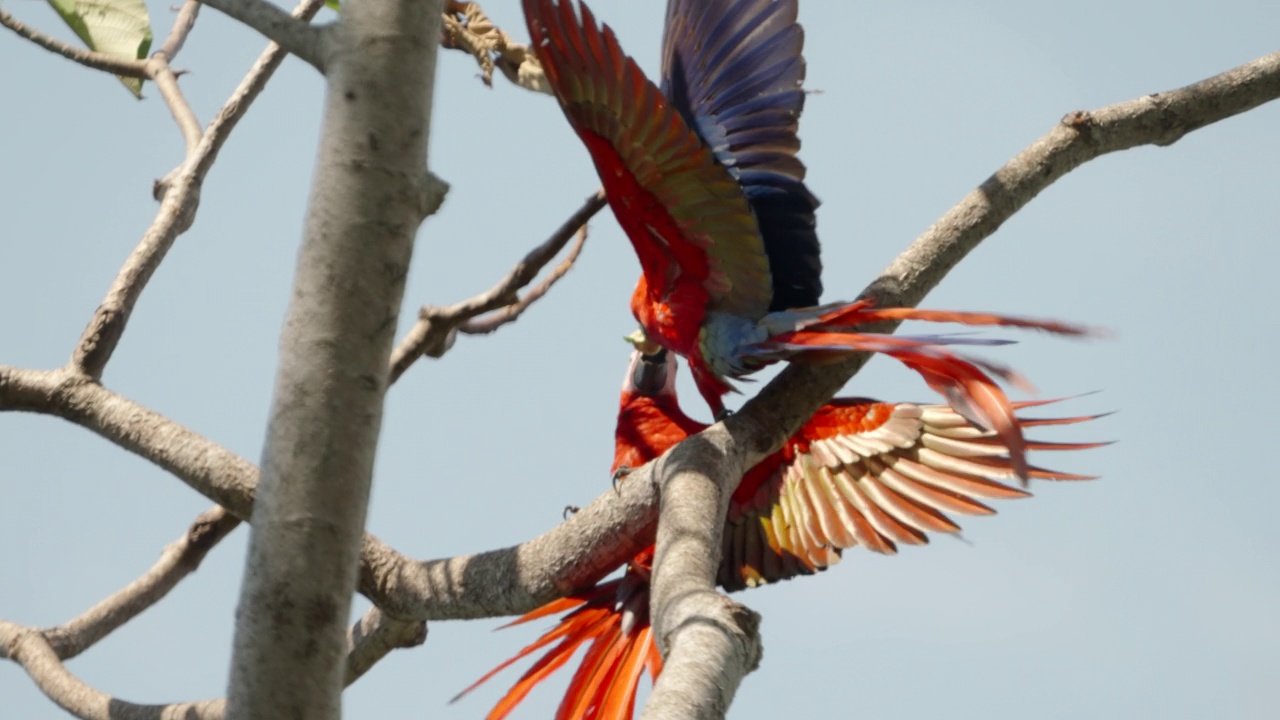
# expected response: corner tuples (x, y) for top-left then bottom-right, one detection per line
(359, 464), (660, 620)
(0, 607), (418, 720)
(148, 61), (204, 155)
(3, 51), (1278, 657)
(71, 0), (329, 380)
(343, 607), (427, 686)
(640, 47), (1280, 720)
(1, 622), (224, 720)
(642, 427), (761, 720)
(223, 0), (445, 715)
(197, 0), (327, 71)
(190, 0), (327, 183)
(754, 47), (1280, 457)
(147, 1), (208, 156)
(388, 189), (605, 381)
(42, 507), (240, 660)
(158, 0), (202, 61)
(0, 9), (149, 79)
(441, 0), (549, 93)
(0, 360), (654, 622)
(461, 221), (589, 335)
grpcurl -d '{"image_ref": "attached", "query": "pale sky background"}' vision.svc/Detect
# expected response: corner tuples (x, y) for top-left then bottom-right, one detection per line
(2, 1), (1278, 718)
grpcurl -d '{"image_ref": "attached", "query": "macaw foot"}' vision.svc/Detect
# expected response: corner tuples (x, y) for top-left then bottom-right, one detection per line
(562, 504), (580, 519)
(714, 407), (734, 422)
(611, 465), (632, 492)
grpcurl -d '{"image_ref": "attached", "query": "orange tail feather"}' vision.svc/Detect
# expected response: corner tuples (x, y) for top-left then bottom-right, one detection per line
(456, 572), (661, 720)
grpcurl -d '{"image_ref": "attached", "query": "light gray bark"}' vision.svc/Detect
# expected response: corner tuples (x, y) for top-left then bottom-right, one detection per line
(1, 3), (1278, 712)
(639, 48), (1280, 719)
(221, 0), (446, 718)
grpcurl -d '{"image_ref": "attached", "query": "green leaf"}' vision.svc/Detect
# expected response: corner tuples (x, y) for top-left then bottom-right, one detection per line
(45, 0), (153, 97)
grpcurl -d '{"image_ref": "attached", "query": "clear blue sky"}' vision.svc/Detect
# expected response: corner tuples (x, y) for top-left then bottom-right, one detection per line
(3, 1), (1278, 718)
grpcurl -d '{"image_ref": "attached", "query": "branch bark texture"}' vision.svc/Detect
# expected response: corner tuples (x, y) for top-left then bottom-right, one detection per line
(223, 0), (446, 717)
(639, 47), (1280, 719)
(197, 0), (326, 69)
(2, 43), (1279, 720)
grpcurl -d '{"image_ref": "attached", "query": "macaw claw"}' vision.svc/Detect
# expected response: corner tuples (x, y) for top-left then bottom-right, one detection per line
(563, 505), (580, 519)
(611, 465), (632, 492)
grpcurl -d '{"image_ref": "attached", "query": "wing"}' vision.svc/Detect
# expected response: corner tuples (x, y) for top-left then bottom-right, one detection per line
(661, 0), (822, 310)
(524, 0), (774, 322)
(719, 399), (1106, 591)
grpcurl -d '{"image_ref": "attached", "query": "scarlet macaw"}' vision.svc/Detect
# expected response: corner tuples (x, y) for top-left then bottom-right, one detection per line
(456, 348), (1103, 719)
(523, 0), (1091, 476)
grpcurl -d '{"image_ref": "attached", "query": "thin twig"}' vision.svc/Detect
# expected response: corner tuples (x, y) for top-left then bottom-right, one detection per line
(0, 607), (411, 720)
(0, 622), (224, 720)
(197, 0), (327, 71)
(41, 507), (240, 660)
(147, 61), (204, 156)
(158, 0), (202, 61)
(461, 222), (589, 335)
(1, 47), (1278, 635)
(387, 189), (605, 382)
(0, 9), (149, 79)
(71, 0), (329, 379)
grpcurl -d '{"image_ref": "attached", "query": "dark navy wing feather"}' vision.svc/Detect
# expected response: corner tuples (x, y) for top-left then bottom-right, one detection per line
(660, 0), (822, 311)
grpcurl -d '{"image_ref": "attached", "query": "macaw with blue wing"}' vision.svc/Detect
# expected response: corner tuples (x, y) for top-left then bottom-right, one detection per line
(523, 0), (1091, 477)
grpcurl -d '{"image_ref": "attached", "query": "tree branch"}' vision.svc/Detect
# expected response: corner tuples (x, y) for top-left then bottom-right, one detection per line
(3, 49), (1277, 653)
(0, 362), (647, 622)
(1, 622), (225, 720)
(640, 47), (1280, 719)
(388, 189), (605, 381)
(148, 60), (204, 155)
(0, 9), (150, 79)
(158, 0), (203, 61)
(641, 427), (761, 720)
(222, 0), (444, 715)
(42, 507), (240, 661)
(197, 0), (327, 71)
(71, 0), (328, 380)
(0, 606), (415, 720)
(343, 607), (427, 686)
(460, 220), (589, 336)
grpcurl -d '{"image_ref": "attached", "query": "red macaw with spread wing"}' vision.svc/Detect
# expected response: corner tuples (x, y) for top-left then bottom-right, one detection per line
(455, 349), (1104, 719)
(523, 0), (1092, 476)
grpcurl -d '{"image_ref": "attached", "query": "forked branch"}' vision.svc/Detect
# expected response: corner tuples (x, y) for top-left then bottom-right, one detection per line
(71, 0), (328, 380)
(388, 189), (605, 381)
(3, 40), (1279, 720)
(641, 46), (1280, 720)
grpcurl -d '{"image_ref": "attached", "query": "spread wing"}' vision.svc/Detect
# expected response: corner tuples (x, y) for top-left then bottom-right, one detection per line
(720, 399), (1105, 591)
(661, 0), (822, 310)
(524, 0), (774, 320)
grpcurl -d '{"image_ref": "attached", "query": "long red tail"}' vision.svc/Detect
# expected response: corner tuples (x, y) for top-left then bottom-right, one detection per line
(759, 300), (1099, 482)
(455, 568), (662, 720)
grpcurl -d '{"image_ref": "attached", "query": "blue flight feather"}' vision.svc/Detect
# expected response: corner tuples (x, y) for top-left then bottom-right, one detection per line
(660, 0), (822, 312)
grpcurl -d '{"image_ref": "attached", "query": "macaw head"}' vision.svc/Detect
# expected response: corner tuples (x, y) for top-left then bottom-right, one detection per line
(623, 330), (677, 399)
